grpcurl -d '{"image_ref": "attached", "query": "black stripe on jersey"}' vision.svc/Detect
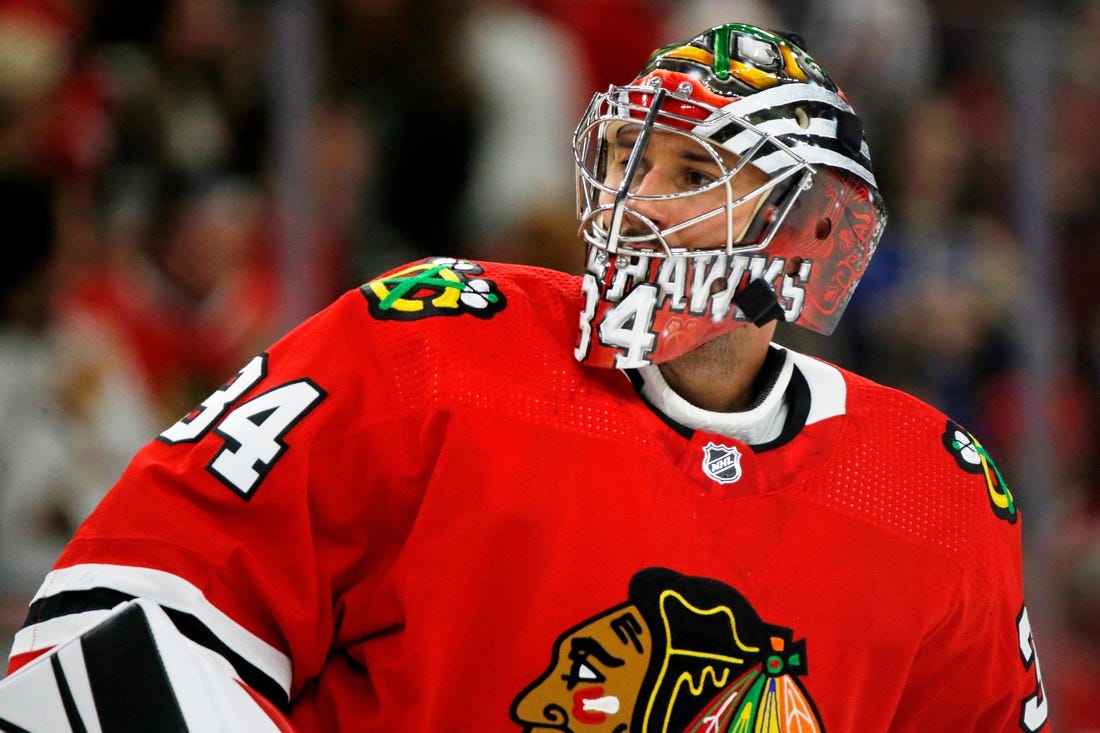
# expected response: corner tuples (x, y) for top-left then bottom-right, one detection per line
(23, 586), (128, 626)
(753, 363), (811, 452)
(49, 655), (88, 733)
(23, 588), (291, 712)
(79, 603), (189, 731)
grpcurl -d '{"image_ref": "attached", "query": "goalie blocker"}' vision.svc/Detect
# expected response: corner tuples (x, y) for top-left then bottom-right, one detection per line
(0, 599), (295, 732)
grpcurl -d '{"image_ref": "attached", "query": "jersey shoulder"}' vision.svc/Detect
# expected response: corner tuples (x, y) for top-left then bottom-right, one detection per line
(357, 257), (582, 336)
(346, 256), (605, 413)
(286, 256), (584, 383)
(793, 352), (1022, 572)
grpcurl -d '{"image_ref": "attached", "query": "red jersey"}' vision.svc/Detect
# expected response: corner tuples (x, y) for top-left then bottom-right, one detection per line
(10, 258), (1047, 731)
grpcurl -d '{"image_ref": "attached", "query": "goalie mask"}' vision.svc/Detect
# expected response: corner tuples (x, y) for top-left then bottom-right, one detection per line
(573, 23), (887, 369)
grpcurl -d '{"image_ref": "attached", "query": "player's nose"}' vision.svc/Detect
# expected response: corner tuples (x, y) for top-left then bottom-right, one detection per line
(623, 171), (673, 232)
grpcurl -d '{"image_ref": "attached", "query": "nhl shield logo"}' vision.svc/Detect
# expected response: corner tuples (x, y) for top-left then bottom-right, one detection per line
(702, 441), (743, 484)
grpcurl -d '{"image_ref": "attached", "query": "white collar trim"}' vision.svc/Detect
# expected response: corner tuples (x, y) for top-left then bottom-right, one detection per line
(635, 347), (794, 445)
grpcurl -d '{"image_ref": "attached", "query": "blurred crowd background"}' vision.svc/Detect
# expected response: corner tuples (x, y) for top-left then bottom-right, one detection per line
(0, 0), (1097, 725)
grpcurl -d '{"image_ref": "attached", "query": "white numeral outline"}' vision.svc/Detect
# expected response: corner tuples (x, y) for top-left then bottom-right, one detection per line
(1017, 604), (1049, 732)
(158, 354), (327, 500)
(159, 355), (267, 444)
(598, 283), (659, 368)
(208, 379), (325, 499)
(575, 273), (599, 362)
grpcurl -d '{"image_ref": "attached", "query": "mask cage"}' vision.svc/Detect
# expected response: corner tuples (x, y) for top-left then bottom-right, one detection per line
(573, 82), (817, 261)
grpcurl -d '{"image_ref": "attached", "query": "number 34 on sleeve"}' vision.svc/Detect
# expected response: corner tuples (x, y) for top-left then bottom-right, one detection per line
(159, 354), (327, 499)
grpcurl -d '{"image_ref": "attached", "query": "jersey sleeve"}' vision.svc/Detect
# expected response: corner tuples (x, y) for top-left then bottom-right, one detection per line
(888, 543), (1048, 732)
(889, 420), (1048, 732)
(828, 374), (1049, 731)
(8, 288), (427, 711)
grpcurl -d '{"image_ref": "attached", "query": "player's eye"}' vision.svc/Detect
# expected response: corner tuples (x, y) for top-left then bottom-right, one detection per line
(602, 154), (631, 185)
(684, 168), (717, 188)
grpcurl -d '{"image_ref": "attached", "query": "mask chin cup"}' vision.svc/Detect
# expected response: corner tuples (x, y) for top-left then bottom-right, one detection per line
(733, 278), (785, 327)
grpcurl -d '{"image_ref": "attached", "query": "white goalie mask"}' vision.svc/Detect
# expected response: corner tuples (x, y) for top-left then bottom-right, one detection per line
(573, 23), (887, 369)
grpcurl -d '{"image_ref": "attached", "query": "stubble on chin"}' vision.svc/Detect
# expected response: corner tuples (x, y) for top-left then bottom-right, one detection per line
(657, 325), (773, 411)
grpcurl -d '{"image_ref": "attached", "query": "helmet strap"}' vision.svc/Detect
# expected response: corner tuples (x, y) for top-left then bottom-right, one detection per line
(733, 278), (785, 327)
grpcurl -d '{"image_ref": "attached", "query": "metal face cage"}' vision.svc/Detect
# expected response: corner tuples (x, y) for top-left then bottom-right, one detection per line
(573, 81), (816, 264)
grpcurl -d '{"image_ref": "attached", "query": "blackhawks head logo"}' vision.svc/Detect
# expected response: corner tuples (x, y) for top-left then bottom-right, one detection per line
(361, 258), (506, 320)
(511, 568), (824, 732)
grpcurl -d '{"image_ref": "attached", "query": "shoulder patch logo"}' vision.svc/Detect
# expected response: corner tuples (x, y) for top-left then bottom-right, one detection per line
(702, 441), (744, 484)
(361, 258), (506, 321)
(511, 567), (824, 732)
(942, 420), (1017, 524)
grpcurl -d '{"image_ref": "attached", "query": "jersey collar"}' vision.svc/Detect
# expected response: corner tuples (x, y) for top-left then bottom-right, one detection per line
(629, 345), (794, 446)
